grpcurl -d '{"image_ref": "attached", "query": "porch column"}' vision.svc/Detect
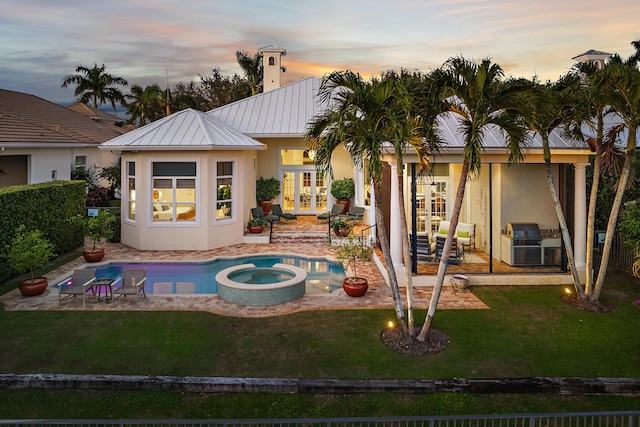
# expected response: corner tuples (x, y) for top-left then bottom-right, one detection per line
(389, 163), (403, 267)
(354, 167), (364, 207)
(573, 163), (588, 281)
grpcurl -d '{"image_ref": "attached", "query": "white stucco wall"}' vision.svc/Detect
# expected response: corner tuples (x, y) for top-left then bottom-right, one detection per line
(119, 150), (257, 251)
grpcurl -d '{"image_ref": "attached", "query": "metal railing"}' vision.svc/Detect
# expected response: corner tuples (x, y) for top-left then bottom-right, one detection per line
(2, 411), (639, 427)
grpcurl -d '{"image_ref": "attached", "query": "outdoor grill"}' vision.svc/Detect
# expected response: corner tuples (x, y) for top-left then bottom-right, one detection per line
(501, 223), (542, 266)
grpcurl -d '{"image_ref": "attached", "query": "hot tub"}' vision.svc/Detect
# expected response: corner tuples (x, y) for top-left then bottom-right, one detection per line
(215, 263), (307, 306)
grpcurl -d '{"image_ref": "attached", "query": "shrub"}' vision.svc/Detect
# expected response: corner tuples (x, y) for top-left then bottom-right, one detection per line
(330, 177), (355, 200)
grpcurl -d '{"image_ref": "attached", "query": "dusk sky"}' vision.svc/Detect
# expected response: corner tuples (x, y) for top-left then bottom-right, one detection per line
(1, 0), (639, 107)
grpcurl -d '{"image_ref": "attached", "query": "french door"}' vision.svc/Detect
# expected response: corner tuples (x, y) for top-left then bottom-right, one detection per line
(413, 177), (448, 235)
(281, 169), (327, 214)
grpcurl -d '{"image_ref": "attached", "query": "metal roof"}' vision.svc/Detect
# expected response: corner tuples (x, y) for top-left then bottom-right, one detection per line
(100, 108), (266, 151)
(207, 76), (327, 137)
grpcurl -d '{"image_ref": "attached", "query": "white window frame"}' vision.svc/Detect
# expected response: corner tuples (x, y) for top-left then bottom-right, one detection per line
(149, 159), (199, 225)
(215, 160), (235, 222)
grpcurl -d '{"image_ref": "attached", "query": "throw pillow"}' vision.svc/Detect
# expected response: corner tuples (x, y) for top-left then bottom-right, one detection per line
(457, 231), (470, 238)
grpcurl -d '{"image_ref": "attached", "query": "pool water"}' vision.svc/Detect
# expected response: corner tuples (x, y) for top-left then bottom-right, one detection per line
(88, 255), (345, 295)
(227, 268), (296, 285)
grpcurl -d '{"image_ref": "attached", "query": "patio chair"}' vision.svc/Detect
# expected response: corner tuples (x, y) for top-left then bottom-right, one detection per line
(413, 234), (436, 262)
(251, 207), (280, 223)
(59, 269), (97, 307)
(112, 269), (147, 305)
(317, 204), (344, 223)
(435, 236), (464, 265)
(270, 204), (297, 222)
(339, 206), (365, 223)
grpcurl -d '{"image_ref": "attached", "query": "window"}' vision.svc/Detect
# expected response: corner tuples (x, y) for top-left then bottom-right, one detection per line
(74, 155), (87, 172)
(127, 161), (136, 220)
(152, 162), (197, 222)
(216, 161), (233, 220)
(268, 56), (275, 66)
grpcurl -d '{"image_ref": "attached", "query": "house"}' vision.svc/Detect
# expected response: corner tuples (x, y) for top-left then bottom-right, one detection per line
(100, 46), (636, 284)
(0, 89), (125, 188)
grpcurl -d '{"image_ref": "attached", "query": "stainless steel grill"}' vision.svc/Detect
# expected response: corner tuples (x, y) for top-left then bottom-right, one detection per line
(502, 223), (542, 266)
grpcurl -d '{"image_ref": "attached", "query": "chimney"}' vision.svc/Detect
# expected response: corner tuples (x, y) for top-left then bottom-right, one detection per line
(258, 45), (286, 92)
(572, 49), (613, 70)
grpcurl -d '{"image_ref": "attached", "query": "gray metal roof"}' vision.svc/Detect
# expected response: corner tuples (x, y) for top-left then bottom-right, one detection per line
(100, 108), (266, 151)
(207, 77), (326, 137)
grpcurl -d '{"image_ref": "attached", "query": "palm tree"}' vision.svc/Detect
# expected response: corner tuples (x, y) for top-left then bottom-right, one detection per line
(61, 63), (128, 111)
(236, 50), (263, 96)
(516, 74), (590, 298)
(385, 70), (445, 334)
(590, 54), (640, 301)
(417, 57), (527, 342)
(126, 84), (162, 126)
(306, 71), (414, 341)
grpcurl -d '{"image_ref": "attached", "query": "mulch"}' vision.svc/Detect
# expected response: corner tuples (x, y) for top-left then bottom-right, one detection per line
(560, 295), (615, 313)
(381, 327), (450, 355)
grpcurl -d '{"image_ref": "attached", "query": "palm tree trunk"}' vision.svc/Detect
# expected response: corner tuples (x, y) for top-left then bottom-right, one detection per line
(591, 146), (634, 301)
(417, 158), (469, 342)
(373, 178), (410, 341)
(585, 126), (602, 297)
(544, 157), (584, 298)
(397, 165), (415, 335)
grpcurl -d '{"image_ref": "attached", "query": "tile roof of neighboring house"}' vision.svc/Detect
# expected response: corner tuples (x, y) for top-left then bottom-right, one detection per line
(67, 102), (121, 122)
(99, 108), (266, 151)
(0, 89), (128, 145)
(207, 76), (327, 138)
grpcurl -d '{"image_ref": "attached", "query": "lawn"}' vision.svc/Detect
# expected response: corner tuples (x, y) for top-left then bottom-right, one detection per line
(0, 270), (639, 418)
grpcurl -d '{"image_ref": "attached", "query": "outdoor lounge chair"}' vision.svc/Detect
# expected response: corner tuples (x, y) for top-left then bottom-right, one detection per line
(435, 236), (464, 265)
(270, 204), (297, 222)
(413, 234), (436, 262)
(112, 269), (147, 305)
(251, 207), (280, 223)
(317, 204), (344, 223)
(58, 269), (97, 307)
(339, 206), (365, 223)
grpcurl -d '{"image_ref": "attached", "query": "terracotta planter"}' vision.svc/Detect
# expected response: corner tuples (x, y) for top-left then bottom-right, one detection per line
(259, 200), (272, 216)
(83, 249), (105, 263)
(248, 225), (265, 234)
(343, 276), (368, 297)
(19, 277), (48, 297)
(334, 227), (351, 237)
(336, 199), (350, 214)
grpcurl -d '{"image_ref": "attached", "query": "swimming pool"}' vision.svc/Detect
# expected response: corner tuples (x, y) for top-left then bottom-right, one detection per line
(87, 255), (345, 295)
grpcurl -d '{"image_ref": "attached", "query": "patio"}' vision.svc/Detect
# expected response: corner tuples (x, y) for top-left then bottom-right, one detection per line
(0, 216), (489, 316)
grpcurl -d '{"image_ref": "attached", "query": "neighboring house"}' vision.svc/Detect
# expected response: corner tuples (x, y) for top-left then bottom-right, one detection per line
(0, 89), (125, 188)
(99, 46), (637, 283)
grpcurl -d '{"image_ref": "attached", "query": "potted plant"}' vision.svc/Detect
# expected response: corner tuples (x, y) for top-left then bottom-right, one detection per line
(70, 209), (117, 262)
(7, 225), (57, 296)
(247, 217), (268, 234)
(335, 236), (373, 297)
(332, 217), (353, 237)
(330, 177), (355, 214)
(256, 176), (281, 215)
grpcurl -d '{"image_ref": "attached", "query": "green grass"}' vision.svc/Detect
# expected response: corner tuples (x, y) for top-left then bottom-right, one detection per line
(0, 270), (639, 418)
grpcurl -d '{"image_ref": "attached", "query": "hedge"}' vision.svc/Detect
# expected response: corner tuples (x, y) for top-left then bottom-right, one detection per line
(0, 181), (86, 282)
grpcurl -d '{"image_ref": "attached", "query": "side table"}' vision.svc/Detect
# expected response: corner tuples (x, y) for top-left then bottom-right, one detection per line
(92, 278), (115, 303)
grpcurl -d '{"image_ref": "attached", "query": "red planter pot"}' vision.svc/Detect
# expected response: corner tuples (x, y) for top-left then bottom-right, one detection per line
(336, 199), (350, 214)
(342, 277), (368, 297)
(83, 249), (105, 263)
(19, 277), (48, 297)
(248, 225), (265, 234)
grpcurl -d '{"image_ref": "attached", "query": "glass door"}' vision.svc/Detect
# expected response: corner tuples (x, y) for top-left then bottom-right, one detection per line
(281, 169), (327, 214)
(412, 176), (447, 235)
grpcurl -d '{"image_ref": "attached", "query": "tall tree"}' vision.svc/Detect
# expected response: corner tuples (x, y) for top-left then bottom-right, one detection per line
(590, 53), (640, 301)
(61, 63), (128, 111)
(306, 71), (414, 341)
(417, 57), (527, 342)
(236, 50), (263, 96)
(516, 74), (589, 298)
(126, 84), (162, 126)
